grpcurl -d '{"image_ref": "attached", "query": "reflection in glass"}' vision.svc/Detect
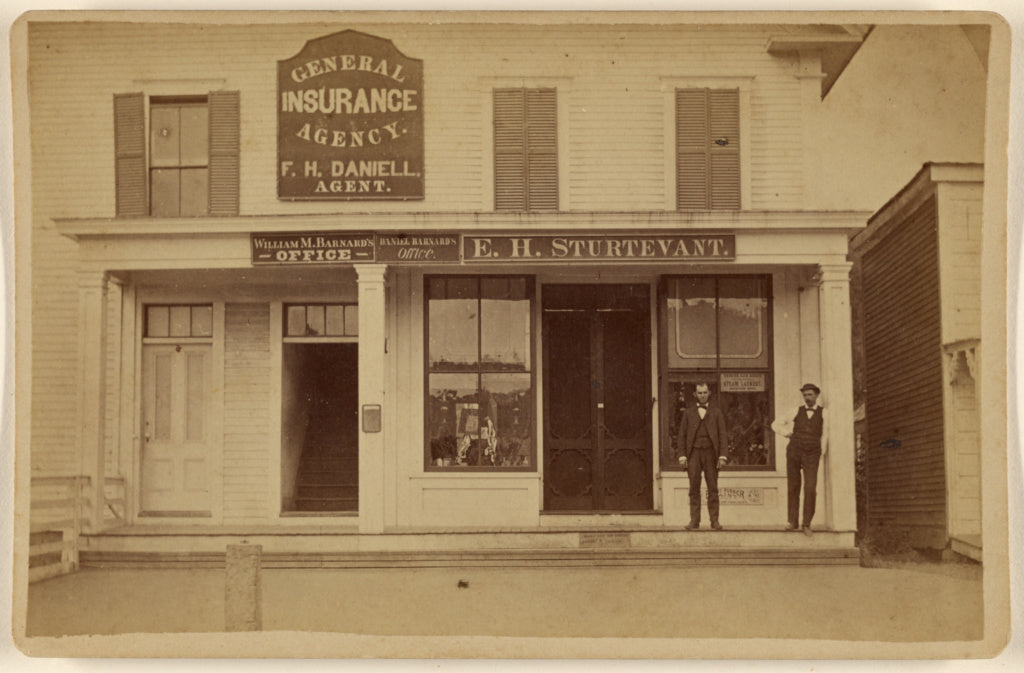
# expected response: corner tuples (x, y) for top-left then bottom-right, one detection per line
(428, 279), (479, 369)
(169, 306), (192, 337)
(718, 277), (768, 368)
(286, 306), (306, 337)
(191, 305), (213, 337)
(147, 306), (170, 338)
(481, 278), (530, 370)
(670, 277), (716, 368)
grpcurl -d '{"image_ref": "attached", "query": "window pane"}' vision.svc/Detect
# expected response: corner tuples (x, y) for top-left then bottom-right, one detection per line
(150, 105), (180, 167)
(179, 104), (209, 166)
(150, 168), (180, 217)
(718, 277), (769, 368)
(428, 279), (479, 370)
(664, 374), (720, 468)
(286, 306), (306, 336)
(719, 373), (772, 466)
(481, 278), (531, 371)
(427, 373), (479, 466)
(668, 277), (716, 368)
(147, 305), (169, 337)
(480, 373), (532, 467)
(344, 305), (359, 336)
(306, 305), (325, 336)
(179, 168), (209, 217)
(325, 305), (345, 336)
(191, 305), (213, 337)
(169, 306), (191, 337)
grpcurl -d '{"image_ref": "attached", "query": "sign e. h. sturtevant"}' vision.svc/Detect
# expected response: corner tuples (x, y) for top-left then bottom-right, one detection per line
(278, 31), (424, 200)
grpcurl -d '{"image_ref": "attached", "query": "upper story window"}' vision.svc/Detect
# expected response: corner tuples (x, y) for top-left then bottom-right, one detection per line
(114, 90), (239, 217)
(493, 88), (558, 212)
(150, 97), (209, 217)
(676, 88), (740, 210)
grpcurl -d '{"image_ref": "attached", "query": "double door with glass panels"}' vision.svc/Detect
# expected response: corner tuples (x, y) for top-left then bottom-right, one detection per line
(542, 284), (653, 511)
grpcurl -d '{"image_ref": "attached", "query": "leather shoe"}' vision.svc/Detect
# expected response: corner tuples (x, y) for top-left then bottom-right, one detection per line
(785, 523), (799, 531)
(803, 526), (813, 537)
(710, 521), (723, 531)
(685, 521), (700, 530)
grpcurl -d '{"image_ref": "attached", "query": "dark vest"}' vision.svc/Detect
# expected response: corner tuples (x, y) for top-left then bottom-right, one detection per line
(789, 406), (823, 452)
(694, 409), (713, 447)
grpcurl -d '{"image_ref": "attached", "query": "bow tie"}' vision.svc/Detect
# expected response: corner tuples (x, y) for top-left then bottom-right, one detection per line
(805, 406), (815, 411)
(697, 404), (708, 409)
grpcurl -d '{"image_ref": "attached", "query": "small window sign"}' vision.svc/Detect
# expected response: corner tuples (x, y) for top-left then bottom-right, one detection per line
(362, 404), (382, 433)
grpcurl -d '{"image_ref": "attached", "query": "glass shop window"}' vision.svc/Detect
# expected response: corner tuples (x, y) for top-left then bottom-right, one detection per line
(662, 276), (774, 470)
(425, 276), (535, 470)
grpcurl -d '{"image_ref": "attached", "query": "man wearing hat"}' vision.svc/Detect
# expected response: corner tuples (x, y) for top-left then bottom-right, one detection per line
(676, 382), (729, 530)
(773, 383), (829, 536)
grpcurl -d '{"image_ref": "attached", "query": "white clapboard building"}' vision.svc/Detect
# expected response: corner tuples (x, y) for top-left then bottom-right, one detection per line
(22, 16), (880, 576)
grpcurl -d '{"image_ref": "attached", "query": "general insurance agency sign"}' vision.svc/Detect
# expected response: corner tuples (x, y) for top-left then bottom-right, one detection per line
(278, 31), (424, 200)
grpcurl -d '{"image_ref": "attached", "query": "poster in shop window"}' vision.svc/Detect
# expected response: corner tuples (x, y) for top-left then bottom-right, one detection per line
(278, 30), (424, 200)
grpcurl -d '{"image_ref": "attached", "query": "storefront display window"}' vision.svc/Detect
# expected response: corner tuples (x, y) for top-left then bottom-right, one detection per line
(662, 276), (773, 470)
(426, 276), (534, 469)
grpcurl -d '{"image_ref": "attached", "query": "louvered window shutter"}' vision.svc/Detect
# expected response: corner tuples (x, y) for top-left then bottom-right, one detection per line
(525, 88), (558, 211)
(676, 88), (740, 210)
(708, 89), (740, 209)
(114, 92), (146, 217)
(208, 90), (240, 216)
(494, 88), (558, 211)
(494, 89), (527, 211)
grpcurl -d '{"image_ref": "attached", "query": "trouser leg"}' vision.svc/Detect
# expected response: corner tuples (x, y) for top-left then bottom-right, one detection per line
(786, 451), (802, 526)
(704, 450), (720, 523)
(687, 452), (702, 523)
(802, 451), (822, 527)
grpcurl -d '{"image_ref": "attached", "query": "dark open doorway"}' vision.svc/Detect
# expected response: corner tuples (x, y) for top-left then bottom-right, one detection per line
(281, 343), (358, 513)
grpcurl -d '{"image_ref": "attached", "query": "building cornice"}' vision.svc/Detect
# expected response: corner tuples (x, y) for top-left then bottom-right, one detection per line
(56, 210), (872, 242)
(851, 162), (983, 253)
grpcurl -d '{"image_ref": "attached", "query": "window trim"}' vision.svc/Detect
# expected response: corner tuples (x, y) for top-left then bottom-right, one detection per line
(661, 77), (752, 211)
(658, 274), (775, 472)
(423, 274), (538, 472)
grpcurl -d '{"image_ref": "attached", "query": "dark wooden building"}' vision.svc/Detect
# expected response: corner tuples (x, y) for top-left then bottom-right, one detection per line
(851, 162), (983, 559)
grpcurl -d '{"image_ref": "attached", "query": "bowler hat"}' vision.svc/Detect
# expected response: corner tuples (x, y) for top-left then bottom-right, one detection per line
(800, 383), (821, 394)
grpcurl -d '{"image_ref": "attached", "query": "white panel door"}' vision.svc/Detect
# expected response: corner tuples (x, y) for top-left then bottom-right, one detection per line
(141, 344), (213, 514)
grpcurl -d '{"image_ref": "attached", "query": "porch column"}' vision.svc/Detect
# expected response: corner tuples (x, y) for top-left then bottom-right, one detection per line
(77, 270), (109, 533)
(817, 262), (857, 532)
(356, 264), (388, 533)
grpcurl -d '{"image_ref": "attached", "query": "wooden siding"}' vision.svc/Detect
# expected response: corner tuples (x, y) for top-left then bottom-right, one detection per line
(860, 195), (946, 545)
(223, 303), (271, 520)
(27, 22), (812, 475)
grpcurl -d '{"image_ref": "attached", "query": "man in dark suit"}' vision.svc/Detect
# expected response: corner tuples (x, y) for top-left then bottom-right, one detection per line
(676, 382), (729, 530)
